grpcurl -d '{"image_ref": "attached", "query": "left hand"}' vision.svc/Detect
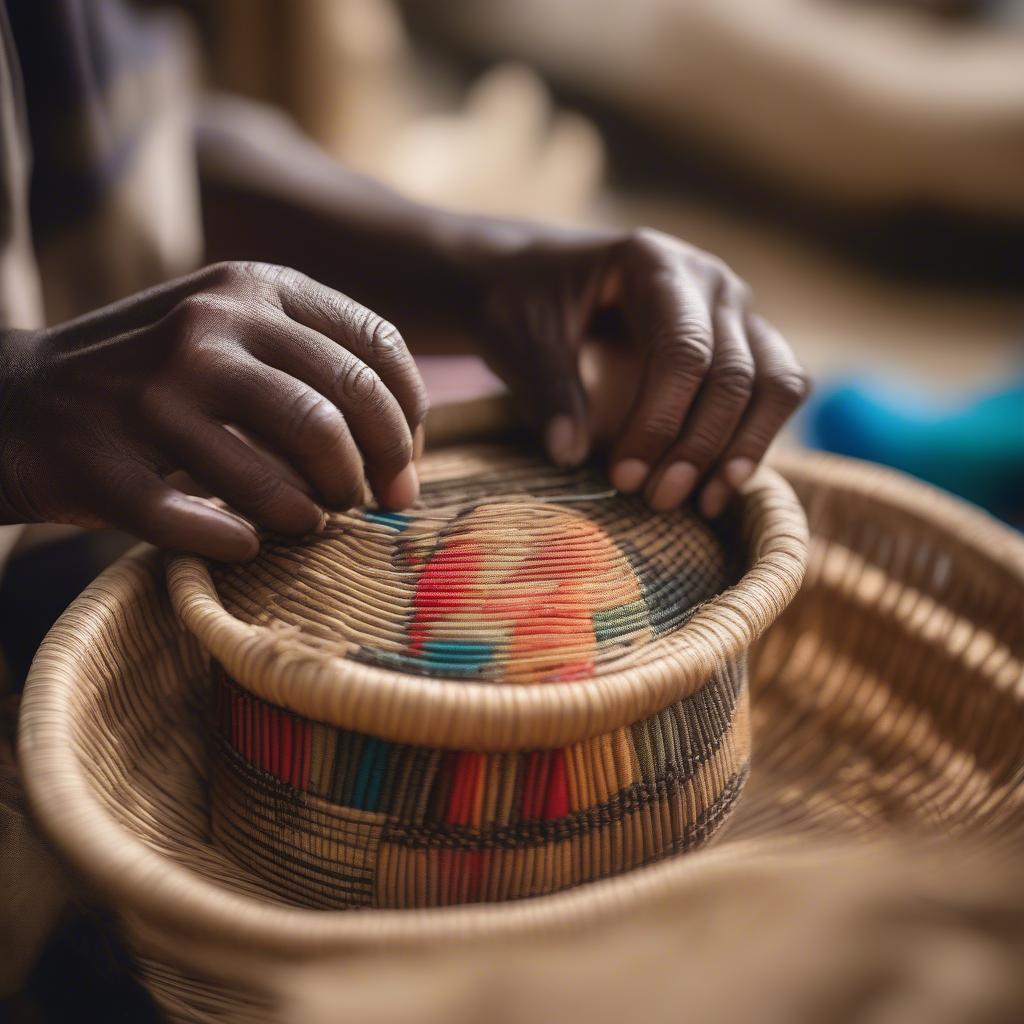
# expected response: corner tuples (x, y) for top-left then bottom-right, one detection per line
(473, 226), (809, 516)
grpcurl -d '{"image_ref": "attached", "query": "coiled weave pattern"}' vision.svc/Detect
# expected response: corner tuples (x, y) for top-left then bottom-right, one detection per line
(180, 446), (762, 908)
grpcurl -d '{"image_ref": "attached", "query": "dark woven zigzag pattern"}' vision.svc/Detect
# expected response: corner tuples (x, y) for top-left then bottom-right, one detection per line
(211, 662), (750, 908)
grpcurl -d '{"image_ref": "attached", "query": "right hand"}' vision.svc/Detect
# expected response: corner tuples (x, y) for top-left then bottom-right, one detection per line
(0, 262), (428, 560)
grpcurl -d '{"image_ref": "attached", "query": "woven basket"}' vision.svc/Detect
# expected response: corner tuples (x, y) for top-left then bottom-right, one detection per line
(16, 437), (1024, 1023)
(166, 444), (806, 908)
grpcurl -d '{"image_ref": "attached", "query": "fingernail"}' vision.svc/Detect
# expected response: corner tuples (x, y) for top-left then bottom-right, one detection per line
(611, 458), (649, 494)
(649, 462), (699, 511)
(546, 415), (587, 468)
(382, 461), (419, 509)
(700, 479), (731, 518)
(723, 457), (756, 489)
(413, 424), (426, 461)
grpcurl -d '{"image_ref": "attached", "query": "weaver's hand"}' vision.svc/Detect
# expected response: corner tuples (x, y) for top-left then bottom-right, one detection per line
(0, 262), (427, 560)
(476, 227), (808, 516)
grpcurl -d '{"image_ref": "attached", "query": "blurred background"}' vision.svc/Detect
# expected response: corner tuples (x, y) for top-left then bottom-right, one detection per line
(160, 0), (1023, 525)
(2, 7), (1022, 1017)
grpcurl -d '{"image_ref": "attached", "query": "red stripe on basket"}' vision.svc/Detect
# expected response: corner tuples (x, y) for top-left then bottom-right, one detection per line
(544, 749), (569, 820)
(445, 752), (469, 824)
(446, 752), (484, 826)
(269, 708), (280, 779)
(299, 718), (312, 791)
(281, 714), (293, 786)
(260, 703), (270, 773)
(409, 540), (483, 653)
(244, 694), (254, 763)
(520, 750), (554, 821)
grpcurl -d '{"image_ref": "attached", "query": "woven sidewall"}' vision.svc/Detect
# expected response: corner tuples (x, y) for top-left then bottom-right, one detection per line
(184, 447), (781, 907)
(209, 664), (750, 908)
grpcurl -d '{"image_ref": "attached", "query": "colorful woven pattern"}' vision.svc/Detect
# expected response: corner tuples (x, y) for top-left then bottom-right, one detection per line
(212, 664), (749, 908)
(204, 446), (750, 908)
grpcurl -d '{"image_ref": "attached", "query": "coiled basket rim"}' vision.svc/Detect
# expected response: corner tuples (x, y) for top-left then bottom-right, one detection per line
(165, 462), (809, 750)
(16, 449), (1024, 956)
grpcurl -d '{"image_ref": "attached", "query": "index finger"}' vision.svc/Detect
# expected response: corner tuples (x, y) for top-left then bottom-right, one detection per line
(608, 241), (715, 493)
(254, 263), (430, 433)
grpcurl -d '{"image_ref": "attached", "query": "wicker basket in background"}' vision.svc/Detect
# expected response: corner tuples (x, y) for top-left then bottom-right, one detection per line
(167, 444), (807, 908)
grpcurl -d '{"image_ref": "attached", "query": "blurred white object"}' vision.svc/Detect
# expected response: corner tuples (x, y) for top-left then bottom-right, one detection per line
(382, 65), (604, 218)
(412, 0), (1024, 218)
(287, 0), (604, 219)
(290, 0), (413, 165)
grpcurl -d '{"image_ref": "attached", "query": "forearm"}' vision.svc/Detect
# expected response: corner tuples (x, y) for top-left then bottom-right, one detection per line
(195, 95), (538, 351)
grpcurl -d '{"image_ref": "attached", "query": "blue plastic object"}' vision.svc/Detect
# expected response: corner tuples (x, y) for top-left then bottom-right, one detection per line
(806, 376), (1024, 527)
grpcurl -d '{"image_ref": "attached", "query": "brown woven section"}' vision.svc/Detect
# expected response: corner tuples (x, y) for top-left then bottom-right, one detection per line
(182, 446), (766, 907)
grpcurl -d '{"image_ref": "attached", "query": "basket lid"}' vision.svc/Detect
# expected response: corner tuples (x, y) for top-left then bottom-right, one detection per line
(167, 444), (808, 749)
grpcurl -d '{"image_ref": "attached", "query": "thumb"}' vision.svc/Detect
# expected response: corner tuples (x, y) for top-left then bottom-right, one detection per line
(538, 340), (589, 468)
(579, 338), (643, 447)
(481, 300), (590, 468)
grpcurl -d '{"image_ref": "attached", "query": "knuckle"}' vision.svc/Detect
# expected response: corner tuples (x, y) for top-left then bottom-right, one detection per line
(634, 408), (683, 451)
(171, 297), (247, 371)
(710, 256), (733, 279)
(655, 325), (714, 378)
(708, 361), (755, 403)
(172, 292), (214, 331)
(720, 270), (751, 305)
(677, 424), (722, 464)
(270, 264), (305, 296)
(245, 477), (288, 519)
(377, 431), (413, 471)
(203, 261), (249, 289)
(739, 422), (778, 452)
(348, 304), (379, 346)
(286, 392), (344, 454)
(315, 288), (354, 327)
(625, 225), (669, 255)
(408, 381), (431, 426)
(339, 359), (382, 404)
(234, 260), (293, 297)
(367, 314), (405, 358)
(132, 381), (171, 424)
(767, 368), (811, 407)
(173, 292), (242, 336)
(698, 253), (732, 284)
(119, 480), (170, 537)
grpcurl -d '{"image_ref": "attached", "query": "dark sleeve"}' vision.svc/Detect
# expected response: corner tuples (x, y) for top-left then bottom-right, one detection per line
(0, 2), (42, 328)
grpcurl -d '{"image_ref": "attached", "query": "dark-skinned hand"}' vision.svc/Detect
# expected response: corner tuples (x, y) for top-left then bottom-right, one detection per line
(0, 261), (427, 561)
(474, 227), (809, 516)
(196, 102), (808, 521)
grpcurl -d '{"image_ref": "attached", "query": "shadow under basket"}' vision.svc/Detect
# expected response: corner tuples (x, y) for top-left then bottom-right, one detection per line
(168, 444), (808, 909)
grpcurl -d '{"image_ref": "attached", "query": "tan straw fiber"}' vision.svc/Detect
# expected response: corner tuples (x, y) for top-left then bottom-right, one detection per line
(16, 429), (1024, 1022)
(167, 446), (807, 750)
(165, 444), (805, 908)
